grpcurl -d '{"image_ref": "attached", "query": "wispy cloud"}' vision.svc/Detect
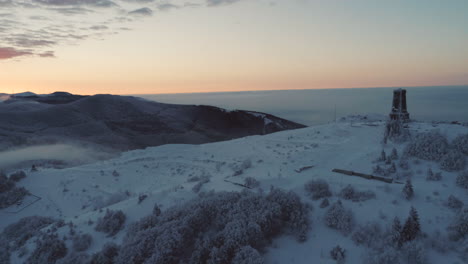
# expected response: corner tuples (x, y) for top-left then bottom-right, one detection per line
(0, 47), (33, 59)
(128, 7), (153, 16)
(0, 0), (248, 60)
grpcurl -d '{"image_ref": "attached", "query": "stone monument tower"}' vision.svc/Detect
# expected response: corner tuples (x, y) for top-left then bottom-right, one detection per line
(389, 88), (410, 121)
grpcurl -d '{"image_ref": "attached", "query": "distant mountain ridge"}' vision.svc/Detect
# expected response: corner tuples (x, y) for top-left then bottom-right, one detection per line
(0, 92), (306, 152)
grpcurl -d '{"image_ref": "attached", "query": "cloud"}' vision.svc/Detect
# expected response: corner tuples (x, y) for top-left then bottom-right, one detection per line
(128, 7), (153, 16)
(39, 51), (55, 57)
(157, 3), (178, 11)
(206, 0), (241, 6)
(0, 0), (13, 7)
(7, 37), (57, 48)
(0, 47), (33, 60)
(33, 0), (118, 8)
(1, 0), (249, 61)
(90, 25), (109, 30)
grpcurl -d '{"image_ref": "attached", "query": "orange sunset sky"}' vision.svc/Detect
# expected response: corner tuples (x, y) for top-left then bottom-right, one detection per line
(1, 0), (467, 95)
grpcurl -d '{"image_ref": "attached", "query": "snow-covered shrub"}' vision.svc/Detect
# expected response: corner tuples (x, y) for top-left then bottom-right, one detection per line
(330, 245), (346, 263)
(72, 234), (92, 252)
(95, 209), (126, 236)
(56, 253), (89, 264)
(324, 200), (354, 235)
(440, 150), (466, 172)
(320, 198), (330, 208)
(452, 133), (468, 155)
(9, 170), (26, 182)
(1, 216), (56, 250)
(116, 189), (309, 264)
(0, 239), (11, 264)
(352, 222), (382, 247)
(404, 132), (448, 161)
(244, 177), (260, 189)
(364, 247), (400, 264)
(390, 148), (398, 160)
(402, 179), (414, 200)
(339, 185), (375, 202)
(89, 242), (119, 264)
(27, 234), (67, 264)
(400, 239), (427, 264)
(153, 204), (161, 216)
(192, 178), (210, 193)
(231, 246), (264, 264)
(426, 168), (442, 181)
(304, 179), (332, 200)
(373, 165), (386, 176)
(399, 159), (410, 170)
(448, 207), (468, 241)
(456, 171), (468, 189)
(384, 120), (410, 143)
(426, 231), (450, 254)
(447, 195), (464, 210)
(0, 172), (14, 193)
(0, 186), (30, 209)
(380, 150), (387, 162)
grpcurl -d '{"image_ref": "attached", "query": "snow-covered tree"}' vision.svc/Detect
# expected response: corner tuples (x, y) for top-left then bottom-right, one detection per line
(390, 148), (399, 160)
(116, 190), (309, 264)
(95, 209), (126, 236)
(401, 207), (421, 243)
(324, 200), (354, 235)
(339, 185), (375, 202)
(27, 234), (67, 264)
(304, 179), (332, 200)
(452, 133), (468, 155)
(89, 242), (120, 264)
(456, 171), (468, 189)
(9, 170), (26, 182)
(380, 150), (387, 162)
(244, 177), (260, 189)
(448, 207), (468, 241)
(401, 239), (427, 264)
(447, 195), (464, 210)
(402, 179), (414, 200)
(391, 217), (402, 247)
(440, 150), (466, 172)
(404, 132), (448, 161)
(330, 245), (346, 264)
(72, 234), (92, 252)
(320, 198), (330, 208)
(426, 168), (442, 181)
(399, 158), (410, 170)
(232, 246), (264, 264)
(351, 222), (382, 248)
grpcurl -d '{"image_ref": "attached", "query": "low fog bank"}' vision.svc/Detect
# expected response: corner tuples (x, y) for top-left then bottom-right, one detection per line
(138, 86), (468, 126)
(0, 144), (117, 170)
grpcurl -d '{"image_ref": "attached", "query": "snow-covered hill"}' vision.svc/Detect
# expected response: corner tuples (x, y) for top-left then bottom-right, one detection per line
(0, 93), (305, 169)
(1, 117), (467, 264)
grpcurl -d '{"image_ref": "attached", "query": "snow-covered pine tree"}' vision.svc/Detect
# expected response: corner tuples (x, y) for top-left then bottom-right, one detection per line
(390, 148), (398, 160)
(381, 150), (387, 162)
(401, 207), (421, 243)
(391, 216), (402, 247)
(427, 168), (433, 179)
(402, 179), (414, 200)
(388, 162), (397, 174)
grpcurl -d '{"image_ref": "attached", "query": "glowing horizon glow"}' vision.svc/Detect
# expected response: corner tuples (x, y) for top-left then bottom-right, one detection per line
(1, 0), (467, 95)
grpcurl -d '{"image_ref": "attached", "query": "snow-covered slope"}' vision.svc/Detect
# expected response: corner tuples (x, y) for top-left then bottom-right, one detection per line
(1, 118), (467, 264)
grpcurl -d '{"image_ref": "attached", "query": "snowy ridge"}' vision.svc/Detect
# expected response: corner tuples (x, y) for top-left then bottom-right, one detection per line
(1, 119), (467, 263)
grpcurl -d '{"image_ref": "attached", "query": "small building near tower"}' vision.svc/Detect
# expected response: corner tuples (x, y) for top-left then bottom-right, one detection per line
(389, 88), (410, 121)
